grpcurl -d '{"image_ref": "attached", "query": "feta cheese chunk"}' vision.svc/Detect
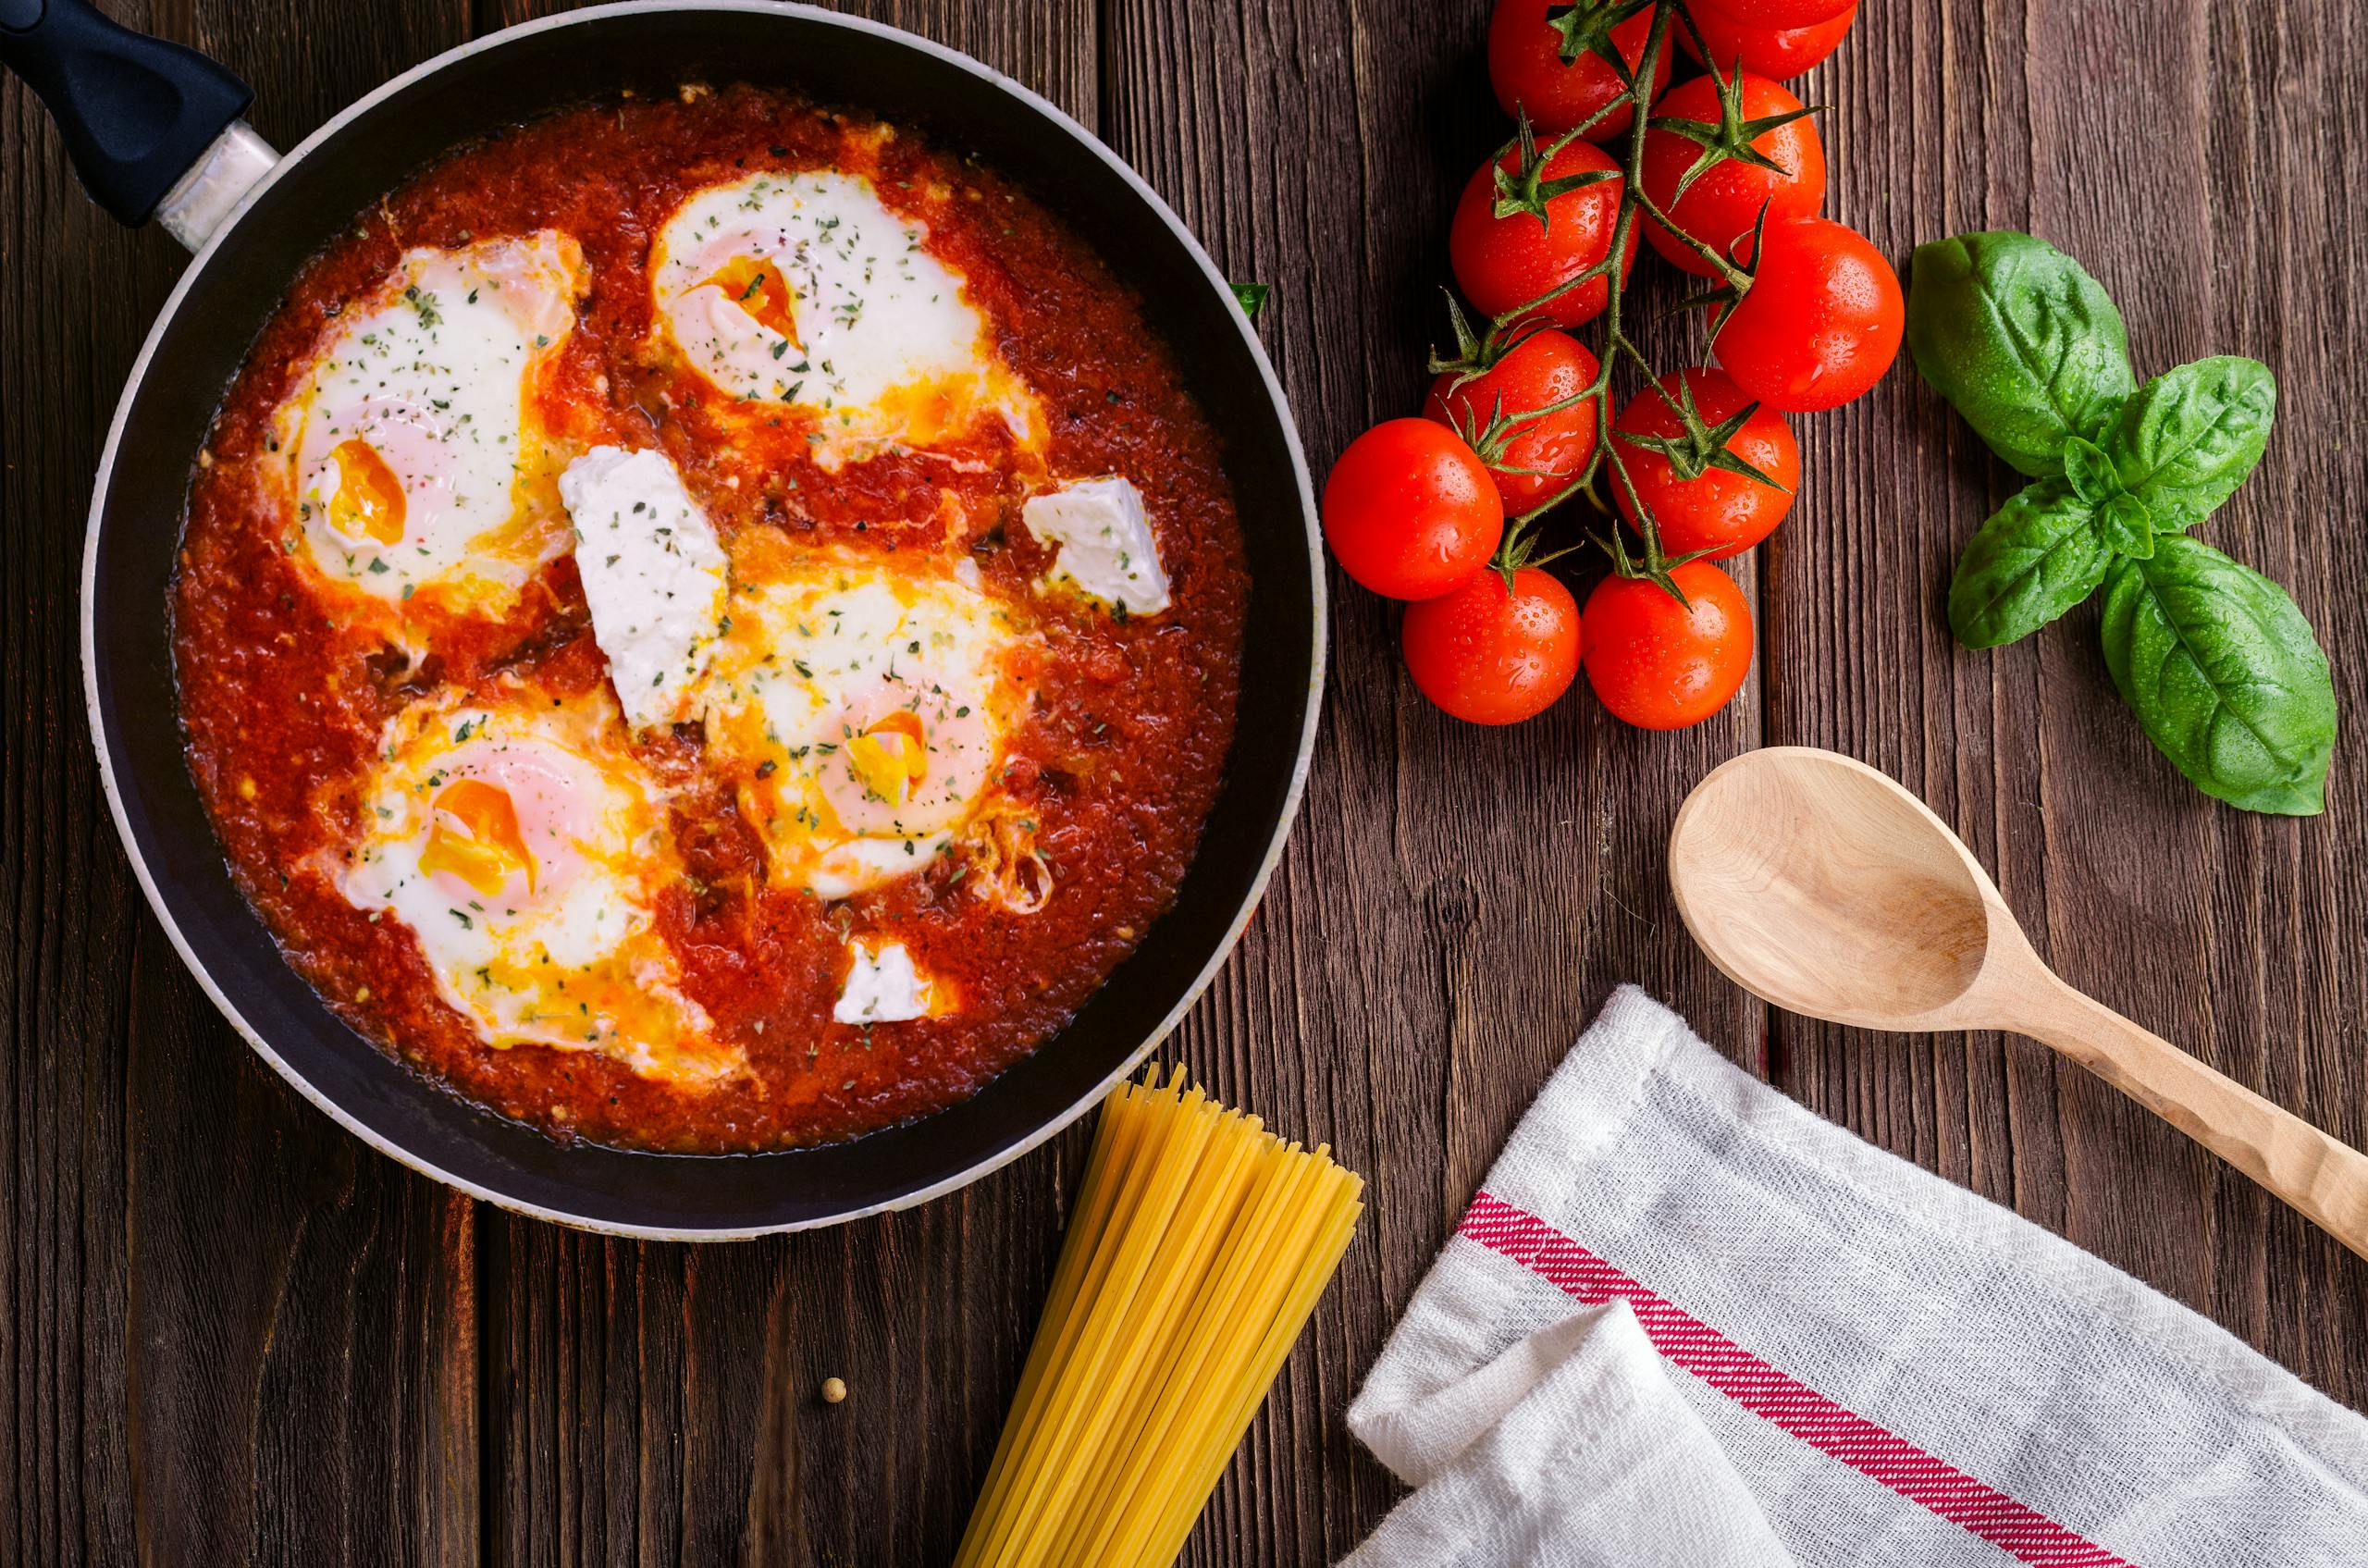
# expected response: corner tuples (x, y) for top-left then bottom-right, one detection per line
(558, 446), (730, 730)
(1019, 475), (1171, 616)
(833, 940), (932, 1024)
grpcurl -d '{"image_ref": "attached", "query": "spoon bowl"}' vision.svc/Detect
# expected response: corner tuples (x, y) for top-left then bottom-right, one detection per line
(1668, 747), (2011, 1030)
(1666, 746), (2368, 1263)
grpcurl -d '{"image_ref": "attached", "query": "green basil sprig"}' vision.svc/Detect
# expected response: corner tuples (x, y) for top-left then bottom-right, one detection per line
(1906, 230), (2336, 816)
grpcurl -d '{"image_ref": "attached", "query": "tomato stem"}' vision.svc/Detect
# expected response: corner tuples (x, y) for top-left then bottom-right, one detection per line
(1461, 0), (1778, 606)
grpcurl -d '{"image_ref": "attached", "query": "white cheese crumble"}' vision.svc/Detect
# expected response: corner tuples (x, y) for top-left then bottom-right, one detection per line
(558, 446), (730, 730)
(833, 940), (932, 1024)
(1019, 475), (1171, 616)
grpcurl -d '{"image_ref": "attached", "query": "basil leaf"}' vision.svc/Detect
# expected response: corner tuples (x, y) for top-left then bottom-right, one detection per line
(1906, 231), (2135, 478)
(2096, 494), (2155, 560)
(1230, 281), (1271, 318)
(1945, 479), (2113, 648)
(2098, 537), (2337, 815)
(2103, 355), (2275, 530)
(2061, 435), (2119, 504)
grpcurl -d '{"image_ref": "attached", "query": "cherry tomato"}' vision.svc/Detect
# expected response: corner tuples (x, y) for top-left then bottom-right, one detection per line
(1613, 368), (1798, 560)
(1423, 329), (1601, 512)
(1713, 216), (1902, 413)
(1680, 1), (1857, 81)
(1640, 71), (1824, 276)
(1402, 566), (1582, 724)
(1449, 137), (1634, 328)
(1322, 419), (1505, 599)
(1697, 0), (1855, 29)
(1582, 562), (1754, 729)
(1486, 0), (1672, 141)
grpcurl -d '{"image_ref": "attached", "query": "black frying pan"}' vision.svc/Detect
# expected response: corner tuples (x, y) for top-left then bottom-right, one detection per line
(6, 0), (1323, 1237)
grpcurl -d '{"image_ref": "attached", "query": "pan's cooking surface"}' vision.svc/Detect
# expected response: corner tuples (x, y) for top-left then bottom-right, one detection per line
(83, 5), (1319, 1232)
(171, 84), (1252, 1154)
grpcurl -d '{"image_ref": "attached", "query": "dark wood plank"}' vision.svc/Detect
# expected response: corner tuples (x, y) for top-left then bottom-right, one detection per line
(3, 2), (485, 1565)
(0, 70), (150, 1565)
(1768, 0), (2368, 1408)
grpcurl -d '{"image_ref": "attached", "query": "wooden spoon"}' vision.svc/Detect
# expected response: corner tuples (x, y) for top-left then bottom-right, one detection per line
(1667, 746), (2368, 1262)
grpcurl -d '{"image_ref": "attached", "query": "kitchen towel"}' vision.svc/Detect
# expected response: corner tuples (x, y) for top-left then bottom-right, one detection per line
(1343, 986), (2368, 1568)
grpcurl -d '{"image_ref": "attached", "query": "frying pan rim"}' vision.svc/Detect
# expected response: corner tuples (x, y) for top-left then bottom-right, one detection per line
(76, 0), (1326, 1240)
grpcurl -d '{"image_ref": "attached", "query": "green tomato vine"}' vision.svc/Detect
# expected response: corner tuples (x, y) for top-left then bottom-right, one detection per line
(1434, 0), (1798, 601)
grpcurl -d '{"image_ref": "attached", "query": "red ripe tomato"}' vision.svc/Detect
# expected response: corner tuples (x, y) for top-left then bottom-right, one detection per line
(1449, 137), (1634, 327)
(1582, 562), (1754, 729)
(1697, 0), (1855, 28)
(1486, 0), (1671, 141)
(1640, 71), (1825, 276)
(1322, 419), (1504, 600)
(1713, 216), (1903, 413)
(1402, 566), (1582, 724)
(1423, 329), (1601, 512)
(1613, 369), (1798, 560)
(1681, 1), (1857, 81)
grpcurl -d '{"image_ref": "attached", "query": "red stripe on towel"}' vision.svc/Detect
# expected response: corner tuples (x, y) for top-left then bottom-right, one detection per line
(1460, 1191), (2138, 1568)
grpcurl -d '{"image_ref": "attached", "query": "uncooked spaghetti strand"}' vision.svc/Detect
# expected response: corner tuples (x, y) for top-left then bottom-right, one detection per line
(1138, 1168), (1363, 1568)
(957, 1077), (1158, 1568)
(955, 1073), (1363, 1568)
(1075, 1136), (1325, 1559)
(985, 1076), (1220, 1565)
(1015, 1100), (1263, 1559)
(957, 1079), (1148, 1562)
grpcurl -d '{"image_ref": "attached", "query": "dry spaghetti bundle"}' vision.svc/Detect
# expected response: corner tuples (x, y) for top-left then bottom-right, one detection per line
(956, 1068), (1364, 1568)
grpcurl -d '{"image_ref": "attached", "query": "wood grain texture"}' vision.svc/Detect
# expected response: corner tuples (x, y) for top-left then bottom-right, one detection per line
(1, 2), (2362, 1565)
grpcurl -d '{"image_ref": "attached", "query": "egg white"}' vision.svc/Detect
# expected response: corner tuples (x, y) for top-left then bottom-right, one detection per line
(278, 231), (585, 612)
(339, 685), (739, 1086)
(648, 170), (1043, 468)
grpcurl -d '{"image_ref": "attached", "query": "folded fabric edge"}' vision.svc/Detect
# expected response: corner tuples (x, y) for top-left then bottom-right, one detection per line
(1342, 1297), (1798, 1568)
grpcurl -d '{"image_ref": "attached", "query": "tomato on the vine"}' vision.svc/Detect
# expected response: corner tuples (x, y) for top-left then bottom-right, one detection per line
(1697, 0), (1855, 28)
(1613, 368), (1797, 560)
(1486, 0), (1671, 142)
(1680, 1), (1856, 81)
(1449, 131), (1634, 327)
(1713, 216), (1902, 413)
(1321, 419), (1504, 600)
(1582, 562), (1754, 729)
(1424, 328), (1601, 512)
(1640, 70), (1824, 276)
(1403, 566), (1583, 724)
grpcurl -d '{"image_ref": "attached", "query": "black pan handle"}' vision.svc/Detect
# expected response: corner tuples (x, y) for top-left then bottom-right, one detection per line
(0, 0), (252, 227)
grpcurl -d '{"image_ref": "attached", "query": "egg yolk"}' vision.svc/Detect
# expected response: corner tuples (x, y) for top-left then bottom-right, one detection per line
(324, 438), (407, 546)
(844, 710), (929, 806)
(418, 779), (535, 897)
(701, 255), (801, 349)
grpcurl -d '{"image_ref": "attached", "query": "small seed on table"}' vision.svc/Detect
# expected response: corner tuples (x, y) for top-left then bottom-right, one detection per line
(820, 1377), (846, 1404)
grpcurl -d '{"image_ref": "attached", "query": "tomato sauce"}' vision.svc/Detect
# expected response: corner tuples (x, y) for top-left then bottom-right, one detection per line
(172, 90), (1248, 1152)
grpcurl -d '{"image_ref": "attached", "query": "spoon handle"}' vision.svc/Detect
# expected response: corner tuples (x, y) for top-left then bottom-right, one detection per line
(2015, 982), (2368, 1262)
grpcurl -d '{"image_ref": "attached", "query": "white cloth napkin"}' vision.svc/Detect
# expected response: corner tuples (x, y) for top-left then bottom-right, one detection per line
(1344, 986), (2368, 1567)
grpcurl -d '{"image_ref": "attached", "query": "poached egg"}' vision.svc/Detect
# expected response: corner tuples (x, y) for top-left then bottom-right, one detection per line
(278, 232), (586, 612)
(648, 170), (1042, 468)
(338, 684), (738, 1086)
(699, 551), (1032, 898)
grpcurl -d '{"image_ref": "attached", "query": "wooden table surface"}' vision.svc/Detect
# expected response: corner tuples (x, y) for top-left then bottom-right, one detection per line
(6, 0), (2363, 1561)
